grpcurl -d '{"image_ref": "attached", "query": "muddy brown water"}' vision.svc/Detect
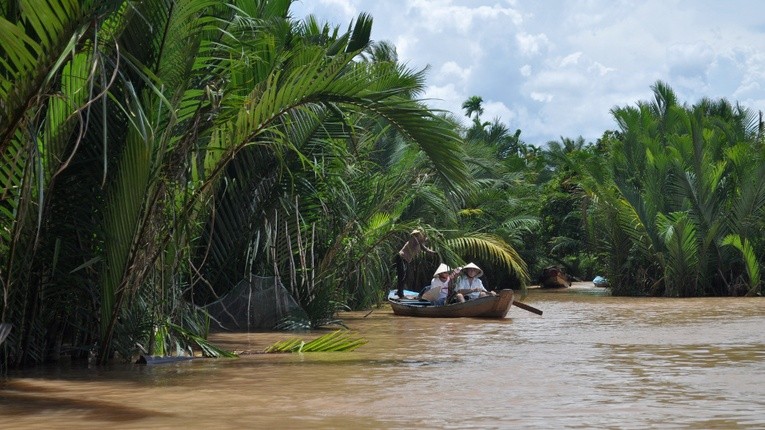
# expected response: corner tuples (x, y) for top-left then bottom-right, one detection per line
(1, 284), (764, 429)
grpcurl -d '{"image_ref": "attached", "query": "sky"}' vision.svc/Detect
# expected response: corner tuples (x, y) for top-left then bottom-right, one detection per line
(290, 0), (765, 146)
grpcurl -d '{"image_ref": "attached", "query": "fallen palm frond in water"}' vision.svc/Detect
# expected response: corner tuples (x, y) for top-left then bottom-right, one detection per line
(168, 322), (238, 358)
(263, 330), (367, 353)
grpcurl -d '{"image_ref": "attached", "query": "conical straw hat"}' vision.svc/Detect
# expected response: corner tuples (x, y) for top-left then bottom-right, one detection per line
(432, 263), (451, 277)
(461, 262), (483, 277)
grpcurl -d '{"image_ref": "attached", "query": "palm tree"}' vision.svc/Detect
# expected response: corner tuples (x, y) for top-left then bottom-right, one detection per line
(0, 0), (474, 366)
(535, 137), (600, 278)
(462, 95), (484, 119)
(578, 81), (765, 296)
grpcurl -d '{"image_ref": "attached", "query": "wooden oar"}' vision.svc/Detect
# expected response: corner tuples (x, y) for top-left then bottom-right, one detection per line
(513, 301), (543, 315)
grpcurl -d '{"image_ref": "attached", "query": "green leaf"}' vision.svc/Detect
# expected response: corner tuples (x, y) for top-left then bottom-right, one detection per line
(263, 330), (367, 353)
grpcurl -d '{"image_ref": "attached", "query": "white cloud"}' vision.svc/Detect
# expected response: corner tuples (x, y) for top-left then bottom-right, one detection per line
(298, 0), (357, 20)
(290, 0), (765, 145)
(516, 32), (551, 56)
(319, 0), (356, 16)
(391, 35), (418, 62)
(410, 1), (523, 33)
(559, 52), (582, 67)
(483, 100), (516, 120)
(589, 62), (616, 76)
(530, 92), (553, 103)
(423, 83), (463, 113)
(438, 61), (472, 85)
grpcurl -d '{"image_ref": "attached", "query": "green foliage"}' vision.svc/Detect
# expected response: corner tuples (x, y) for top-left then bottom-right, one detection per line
(0, 0), (477, 368)
(166, 322), (238, 358)
(722, 235), (762, 296)
(528, 137), (599, 280)
(7, 0), (761, 375)
(577, 81), (765, 296)
(263, 329), (367, 353)
(657, 212), (700, 296)
(446, 234), (529, 287)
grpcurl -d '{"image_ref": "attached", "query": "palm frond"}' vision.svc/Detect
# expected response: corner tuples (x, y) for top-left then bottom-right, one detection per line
(263, 329), (367, 353)
(446, 233), (529, 285)
(657, 212), (700, 296)
(168, 322), (238, 358)
(722, 234), (761, 296)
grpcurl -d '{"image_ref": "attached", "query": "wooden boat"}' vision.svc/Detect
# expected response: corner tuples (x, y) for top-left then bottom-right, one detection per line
(539, 266), (571, 289)
(389, 289), (514, 318)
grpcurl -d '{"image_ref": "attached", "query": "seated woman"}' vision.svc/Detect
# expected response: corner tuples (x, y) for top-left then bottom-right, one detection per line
(422, 263), (455, 306)
(453, 262), (496, 303)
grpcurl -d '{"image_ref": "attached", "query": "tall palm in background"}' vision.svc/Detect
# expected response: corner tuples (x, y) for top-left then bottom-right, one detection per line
(579, 81), (765, 296)
(448, 97), (535, 289)
(538, 137), (601, 278)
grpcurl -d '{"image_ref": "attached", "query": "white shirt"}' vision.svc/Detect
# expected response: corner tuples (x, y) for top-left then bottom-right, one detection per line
(456, 276), (487, 299)
(430, 277), (451, 300)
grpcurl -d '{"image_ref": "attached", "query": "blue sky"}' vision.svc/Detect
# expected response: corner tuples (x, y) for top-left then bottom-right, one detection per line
(290, 0), (765, 146)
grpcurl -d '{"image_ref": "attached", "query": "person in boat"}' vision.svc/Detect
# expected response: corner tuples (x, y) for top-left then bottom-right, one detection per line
(452, 262), (496, 303)
(395, 229), (436, 299)
(421, 263), (458, 306)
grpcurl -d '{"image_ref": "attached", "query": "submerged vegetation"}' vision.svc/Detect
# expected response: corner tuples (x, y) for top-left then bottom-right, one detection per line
(1, 0), (762, 370)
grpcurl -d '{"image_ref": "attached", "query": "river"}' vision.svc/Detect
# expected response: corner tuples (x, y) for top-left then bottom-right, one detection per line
(1, 284), (764, 429)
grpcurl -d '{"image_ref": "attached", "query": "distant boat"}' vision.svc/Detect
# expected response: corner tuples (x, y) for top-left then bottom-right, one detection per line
(539, 266), (572, 289)
(389, 289), (514, 318)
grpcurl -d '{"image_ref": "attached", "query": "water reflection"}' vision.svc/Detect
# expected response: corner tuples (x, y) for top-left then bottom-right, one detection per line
(2, 285), (764, 429)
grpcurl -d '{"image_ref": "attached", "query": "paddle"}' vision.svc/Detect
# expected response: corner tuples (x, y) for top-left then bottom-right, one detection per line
(513, 301), (543, 316)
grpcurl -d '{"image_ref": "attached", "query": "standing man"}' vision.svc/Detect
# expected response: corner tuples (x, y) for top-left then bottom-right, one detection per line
(395, 229), (436, 299)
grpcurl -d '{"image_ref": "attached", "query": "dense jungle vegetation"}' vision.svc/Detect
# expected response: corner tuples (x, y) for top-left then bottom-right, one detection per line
(1, 0), (763, 368)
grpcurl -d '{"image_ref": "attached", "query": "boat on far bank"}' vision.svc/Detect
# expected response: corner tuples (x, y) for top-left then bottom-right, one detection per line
(389, 289), (515, 318)
(539, 266), (572, 289)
